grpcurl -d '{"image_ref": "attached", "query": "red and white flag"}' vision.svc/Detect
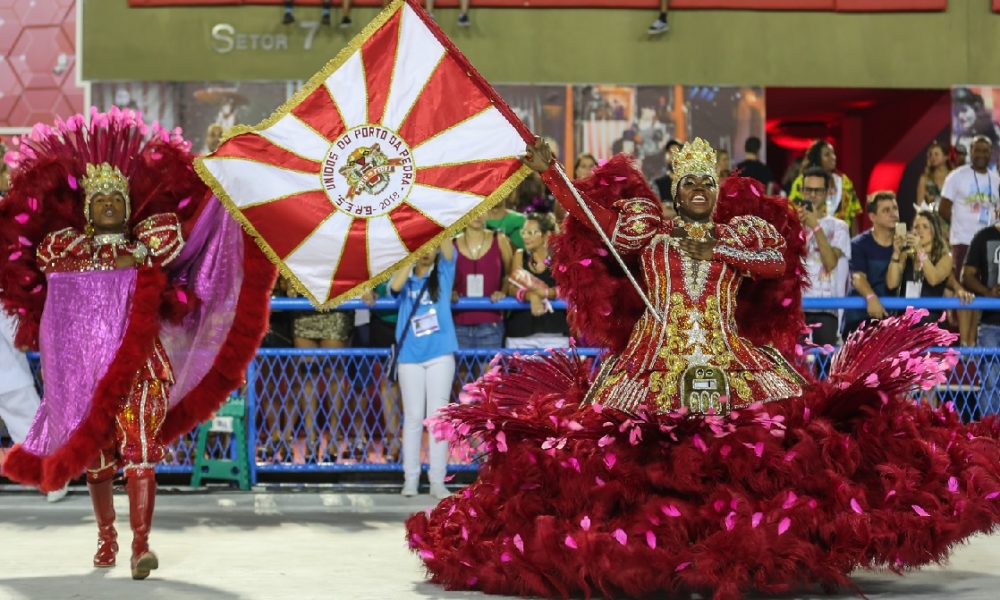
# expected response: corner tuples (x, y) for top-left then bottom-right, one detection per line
(197, 0), (531, 307)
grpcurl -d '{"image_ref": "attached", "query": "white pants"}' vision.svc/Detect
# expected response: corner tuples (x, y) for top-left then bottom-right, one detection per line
(0, 385), (40, 443)
(505, 334), (571, 349)
(398, 354), (454, 486)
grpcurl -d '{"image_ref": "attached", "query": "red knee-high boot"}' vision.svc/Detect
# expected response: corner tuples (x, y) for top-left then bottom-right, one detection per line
(86, 469), (118, 568)
(126, 468), (158, 580)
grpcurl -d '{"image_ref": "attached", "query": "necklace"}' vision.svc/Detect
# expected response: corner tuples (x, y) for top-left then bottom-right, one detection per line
(529, 250), (549, 273)
(92, 232), (127, 246)
(464, 230), (488, 259)
(972, 169), (995, 206)
(673, 218), (713, 241)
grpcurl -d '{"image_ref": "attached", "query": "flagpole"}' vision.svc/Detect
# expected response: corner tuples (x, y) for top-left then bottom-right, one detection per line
(551, 162), (664, 325)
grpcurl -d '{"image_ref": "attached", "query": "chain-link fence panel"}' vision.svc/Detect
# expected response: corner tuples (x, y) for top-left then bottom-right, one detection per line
(3, 347), (998, 477)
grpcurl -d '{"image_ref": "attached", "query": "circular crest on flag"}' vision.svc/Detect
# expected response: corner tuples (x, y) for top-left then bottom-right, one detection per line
(321, 125), (414, 219)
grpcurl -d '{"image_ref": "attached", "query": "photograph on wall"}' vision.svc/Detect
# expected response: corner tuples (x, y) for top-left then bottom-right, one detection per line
(495, 84), (570, 164)
(574, 84), (765, 184)
(574, 84), (638, 163)
(93, 81), (295, 154)
(951, 86), (1000, 163)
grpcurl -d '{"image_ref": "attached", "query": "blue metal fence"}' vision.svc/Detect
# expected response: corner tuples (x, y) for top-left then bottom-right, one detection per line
(4, 297), (1000, 482)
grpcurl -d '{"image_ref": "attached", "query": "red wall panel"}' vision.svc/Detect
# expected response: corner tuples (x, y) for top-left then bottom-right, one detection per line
(127, 0), (946, 10)
(835, 0), (945, 11)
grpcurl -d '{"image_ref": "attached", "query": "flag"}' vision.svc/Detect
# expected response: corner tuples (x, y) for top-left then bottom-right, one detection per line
(196, 0), (531, 308)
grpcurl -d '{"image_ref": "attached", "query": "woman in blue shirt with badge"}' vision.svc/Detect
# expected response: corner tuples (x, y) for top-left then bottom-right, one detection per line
(389, 239), (457, 499)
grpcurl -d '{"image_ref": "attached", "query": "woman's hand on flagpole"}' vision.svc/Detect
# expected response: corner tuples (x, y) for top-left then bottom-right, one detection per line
(521, 136), (554, 173)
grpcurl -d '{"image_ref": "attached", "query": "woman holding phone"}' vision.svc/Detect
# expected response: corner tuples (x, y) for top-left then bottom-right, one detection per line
(887, 210), (974, 324)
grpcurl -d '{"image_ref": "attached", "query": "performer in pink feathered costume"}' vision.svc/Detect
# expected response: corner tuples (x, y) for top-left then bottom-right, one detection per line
(405, 138), (1000, 600)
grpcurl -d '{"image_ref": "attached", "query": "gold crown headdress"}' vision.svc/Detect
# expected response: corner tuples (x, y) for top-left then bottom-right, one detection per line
(671, 137), (717, 199)
(81, 162), (131, 225)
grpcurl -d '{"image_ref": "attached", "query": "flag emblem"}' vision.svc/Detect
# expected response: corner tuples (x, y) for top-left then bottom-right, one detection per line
(329, 126), (413, 213)
(196, 0), (531, 308)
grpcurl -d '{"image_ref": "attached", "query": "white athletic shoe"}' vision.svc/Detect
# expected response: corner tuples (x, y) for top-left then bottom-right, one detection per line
(647, 16), (669, 35)
(401, 482), (419, 497)
(46, 485), (69, 503)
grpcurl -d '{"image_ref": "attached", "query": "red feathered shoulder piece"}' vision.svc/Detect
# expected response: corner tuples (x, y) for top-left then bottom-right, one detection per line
(549, 154), (650, 353)
(714, 176), (807, 357)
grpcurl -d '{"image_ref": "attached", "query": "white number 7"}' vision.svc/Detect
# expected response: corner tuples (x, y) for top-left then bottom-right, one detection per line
(299, 20), (319, 51)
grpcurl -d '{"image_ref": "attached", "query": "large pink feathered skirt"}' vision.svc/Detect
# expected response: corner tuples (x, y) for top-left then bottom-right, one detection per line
(406, 310), (1000, 600)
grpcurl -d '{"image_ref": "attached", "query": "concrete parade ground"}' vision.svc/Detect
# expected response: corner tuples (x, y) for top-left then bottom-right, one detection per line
(1, 486), (999, 600)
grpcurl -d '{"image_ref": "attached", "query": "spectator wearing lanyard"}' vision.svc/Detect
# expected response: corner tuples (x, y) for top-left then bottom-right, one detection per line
(940, 135), (998, 346)
(453, 215), (512, 349)
(887, 210), (974, 326)
(389, 240), (457, 499)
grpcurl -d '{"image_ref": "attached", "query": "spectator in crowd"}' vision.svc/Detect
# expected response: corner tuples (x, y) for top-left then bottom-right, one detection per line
(653, 139), (683, 201)
(574, 153), (597, 180)
(843, 191), (899, 336)
(736, 136), (773, 190)
(486, 190), (527, 250)
(505, 212), (569, 348)
(361, 282), (403, 462)
(916, 141), (951, 210)
(940, 135), (998, 345)
(454, 215), (512, 349)
(797, 167), (851, 345)
(887, 210), (975, 325)
(453, 215), (513, 390)
(516, 172), (553, 214)
(648, 0), (670, 34)
(716, 148), (732, 180)
(287, 286), (355, 462)
(388, 240), (457, 499)
(950, 143), (968, 169)
(342, 1), (471, 28)
(611, 129), (639, 156)
(555, 154), (599, 225)
(790, 140), (862, 233)
(780, 156), (804, 197)
(960, 210), (1000, 419)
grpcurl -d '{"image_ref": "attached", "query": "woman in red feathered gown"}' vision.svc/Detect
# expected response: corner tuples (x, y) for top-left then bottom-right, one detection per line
(405, 138), (1000, 600)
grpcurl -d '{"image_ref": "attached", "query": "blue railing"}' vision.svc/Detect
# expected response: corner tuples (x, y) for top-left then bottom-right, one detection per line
(269, 296), (1000, 311)
(4, 297), (999, 483)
